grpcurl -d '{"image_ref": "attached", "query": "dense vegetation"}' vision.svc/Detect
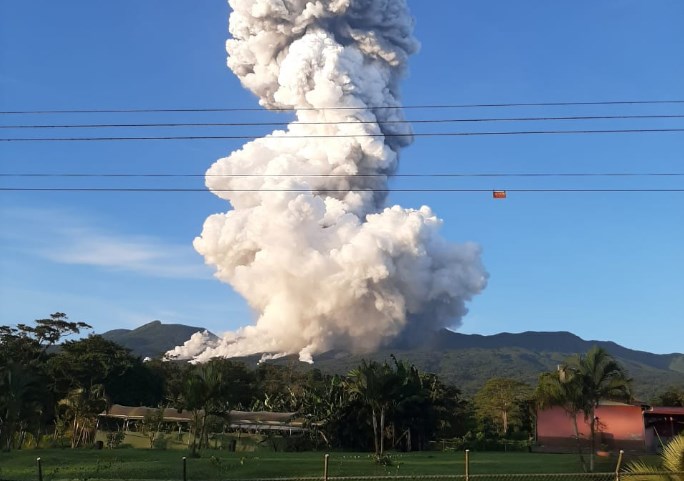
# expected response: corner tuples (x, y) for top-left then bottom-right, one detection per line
(2, 314), (683, 466)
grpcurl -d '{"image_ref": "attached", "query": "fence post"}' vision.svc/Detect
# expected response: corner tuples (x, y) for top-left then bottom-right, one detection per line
(614, 450), (624, 481)
(465, 450), (470, 481)
(36, 457), (43, 481)
(182, 456), (187, 481)
(324, 453), (330, 481)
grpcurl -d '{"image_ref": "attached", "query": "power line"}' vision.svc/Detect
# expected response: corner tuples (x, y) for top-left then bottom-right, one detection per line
(0, 187), (681, 193)
(3, 128), (684, 142)
(1, 172), (682, 178)
(2, 114), (683, 129)
(2, 99), (684, 115)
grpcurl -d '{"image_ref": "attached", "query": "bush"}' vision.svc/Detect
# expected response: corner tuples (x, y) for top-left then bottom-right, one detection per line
(105, 431), (125, 449)
(152, 436), (168, 450)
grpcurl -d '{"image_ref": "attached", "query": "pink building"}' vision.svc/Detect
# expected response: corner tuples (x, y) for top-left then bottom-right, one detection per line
(536, 402), (684, 453)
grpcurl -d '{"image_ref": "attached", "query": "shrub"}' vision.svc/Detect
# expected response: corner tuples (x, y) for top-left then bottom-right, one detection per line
(152, 436), (168, 450)
(105, 431), (125, 449)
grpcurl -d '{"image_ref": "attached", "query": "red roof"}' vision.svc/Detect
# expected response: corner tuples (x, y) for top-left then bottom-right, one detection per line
(645, 407), (684, 416)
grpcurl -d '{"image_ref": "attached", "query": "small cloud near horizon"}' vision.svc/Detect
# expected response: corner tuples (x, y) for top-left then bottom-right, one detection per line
(1, 206), (211, 280)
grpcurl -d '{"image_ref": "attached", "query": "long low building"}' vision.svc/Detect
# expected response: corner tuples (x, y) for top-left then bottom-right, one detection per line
(99, 404), (308, 432)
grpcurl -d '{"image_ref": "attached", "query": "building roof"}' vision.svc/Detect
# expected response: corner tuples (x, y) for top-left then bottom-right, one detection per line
(645, 407), (684, 416)
(101, 404), (195, 422)
(99, 404), (305, 429)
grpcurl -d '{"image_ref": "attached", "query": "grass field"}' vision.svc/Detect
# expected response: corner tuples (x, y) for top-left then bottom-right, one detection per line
(0, 447), (654, 481)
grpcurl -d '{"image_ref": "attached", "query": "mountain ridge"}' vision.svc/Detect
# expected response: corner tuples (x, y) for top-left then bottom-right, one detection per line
(100, 322), (684, 399)
(100, 320), (209, 359)
(431, 329), (684, 370)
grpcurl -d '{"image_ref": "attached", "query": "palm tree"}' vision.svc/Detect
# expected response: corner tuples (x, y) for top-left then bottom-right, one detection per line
(573, 346), (632, 471)
(536, 369), (588, 469)
(624, 434), (684, 481)
(346, 357), (433, 455)
(535, 346), (632, 472)
(180, 361), (232, 454)
(390, 356), (426, 451)
(58, 384), (107, 448)
(346, 360), (397, 456)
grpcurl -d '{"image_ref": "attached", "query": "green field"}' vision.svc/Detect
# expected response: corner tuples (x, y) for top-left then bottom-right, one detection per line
(0, 447), (652, 481)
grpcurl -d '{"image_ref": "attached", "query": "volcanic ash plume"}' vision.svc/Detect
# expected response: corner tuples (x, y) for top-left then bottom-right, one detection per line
(167, 0), (488, 363)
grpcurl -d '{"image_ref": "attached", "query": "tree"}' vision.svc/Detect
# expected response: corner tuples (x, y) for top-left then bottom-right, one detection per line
(296, 373), (352, 449)
(624, 434), (684, 481)
(252, 362), (305, 412)
(0, 326), (42, 368)
(0, 313), (89, 451)
(390, 357), (434, 451)
(536, 346), (632, 472)
(536, 369), (588, 468)
(345, 357), (449, 455)
(474, 378), (532, 436)
(49, 335), (136, 398)
(423, 374), (471, 441)
(346, 359), (398, 456)
(178, 359), (250, 454)
(145, 359), (192, 407)
(142, 406), (165, 448)
(574, 346), (632, 471)
(0, 363), (45, 450)
(57, 385), (107, 448)
(106, 360), (164, 407)
(17, 313), (91, 353)
(652, 386), (684, 407)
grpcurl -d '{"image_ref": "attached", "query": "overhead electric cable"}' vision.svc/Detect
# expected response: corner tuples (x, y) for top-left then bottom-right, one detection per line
(1, 172), (682, 178)
(2, 99), (684, 115)
(0, 187), (681, 193)
(3, 128), (684, 142)
(2, 114), (683, 129)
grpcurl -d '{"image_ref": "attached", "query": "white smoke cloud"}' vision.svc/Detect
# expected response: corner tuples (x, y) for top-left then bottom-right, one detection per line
(166, 0), (487, 363)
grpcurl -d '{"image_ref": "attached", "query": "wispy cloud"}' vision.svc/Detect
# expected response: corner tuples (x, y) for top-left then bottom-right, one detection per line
(1, 207), (211, 280)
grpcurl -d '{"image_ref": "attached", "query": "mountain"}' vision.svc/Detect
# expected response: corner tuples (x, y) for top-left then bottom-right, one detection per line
(304, 330), (684, 399)
(100, 320), (210, 358)
(102, 323), (684, 399)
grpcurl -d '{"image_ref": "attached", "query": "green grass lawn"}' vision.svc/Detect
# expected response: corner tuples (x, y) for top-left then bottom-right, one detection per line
(0, 448), (649, 481)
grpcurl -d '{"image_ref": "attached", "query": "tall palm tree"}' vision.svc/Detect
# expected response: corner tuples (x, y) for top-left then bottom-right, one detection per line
(535, 346), (632, 472)
(180, 361), (232, 454)
(390, 356), (426, 451)
(536, 369), (588, 469)
(346, 360), (397, 456)
(624, 434), (684, 481)
(573, 346), (632, 471)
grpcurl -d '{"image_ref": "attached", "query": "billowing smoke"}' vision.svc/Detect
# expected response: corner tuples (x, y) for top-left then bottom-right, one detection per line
(167, 0), (487, 363)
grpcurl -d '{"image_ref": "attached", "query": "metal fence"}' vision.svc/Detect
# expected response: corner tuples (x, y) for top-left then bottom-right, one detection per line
(24, 452), (682, 481)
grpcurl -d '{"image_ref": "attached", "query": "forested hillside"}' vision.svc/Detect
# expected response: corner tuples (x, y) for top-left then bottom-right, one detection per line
(102, 323), (684, 399)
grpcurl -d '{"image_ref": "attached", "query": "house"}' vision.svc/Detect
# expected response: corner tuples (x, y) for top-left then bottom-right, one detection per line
(536, 401), (684, 453)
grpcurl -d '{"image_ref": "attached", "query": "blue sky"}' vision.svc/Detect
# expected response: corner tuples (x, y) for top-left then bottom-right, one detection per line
(1, 1), (682, 354)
